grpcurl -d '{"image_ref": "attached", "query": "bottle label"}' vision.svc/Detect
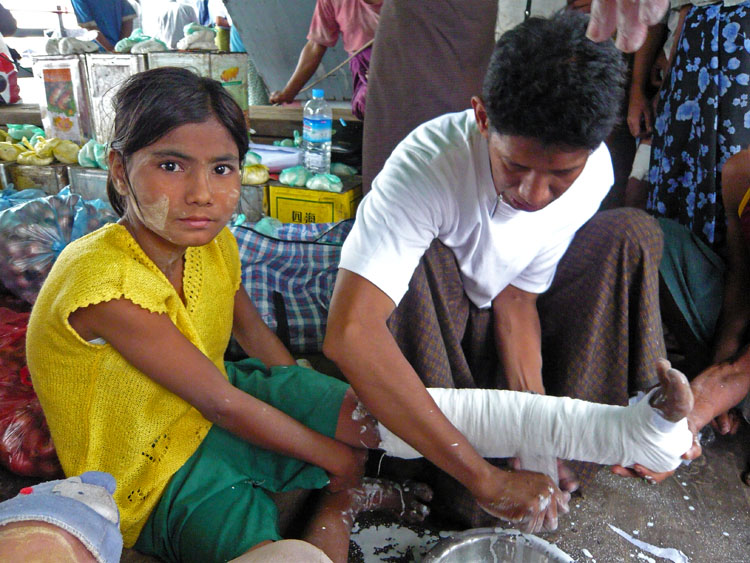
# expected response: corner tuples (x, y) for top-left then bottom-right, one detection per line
(303, 117), (332, 143)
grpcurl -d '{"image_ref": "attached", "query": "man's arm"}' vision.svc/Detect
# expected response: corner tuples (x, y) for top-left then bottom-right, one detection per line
(492, 284), (544, 394)
(627, 23), (667, 138)
(269, 40), (327, 104)
(77, 21), (114, 51)
(0, 4), (17, 37)
(587, 0), (669, 52)
(324, 269), (568, 532)
(120, 17), (133, 42)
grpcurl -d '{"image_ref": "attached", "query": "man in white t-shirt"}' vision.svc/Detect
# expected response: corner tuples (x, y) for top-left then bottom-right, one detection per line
(325, 11), (668, 531)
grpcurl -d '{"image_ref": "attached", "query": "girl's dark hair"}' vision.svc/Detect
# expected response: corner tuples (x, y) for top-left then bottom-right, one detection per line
(482, 10), (626, 150)
(106, 67), (249, 216)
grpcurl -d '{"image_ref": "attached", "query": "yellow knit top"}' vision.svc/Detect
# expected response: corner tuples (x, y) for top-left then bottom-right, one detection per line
(26, 223), (241, 546)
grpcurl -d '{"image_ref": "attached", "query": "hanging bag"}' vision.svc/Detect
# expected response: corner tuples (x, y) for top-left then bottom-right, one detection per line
(0, 34), (20, 104)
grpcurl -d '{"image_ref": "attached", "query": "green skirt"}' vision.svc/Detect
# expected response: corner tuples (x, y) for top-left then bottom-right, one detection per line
(134, 358), (349, 563)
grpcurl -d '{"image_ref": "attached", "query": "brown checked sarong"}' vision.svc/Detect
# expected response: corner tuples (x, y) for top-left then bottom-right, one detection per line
(381, 208), (665, 528)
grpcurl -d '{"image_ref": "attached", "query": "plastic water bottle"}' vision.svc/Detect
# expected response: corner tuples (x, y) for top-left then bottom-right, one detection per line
(302, 88), (332, 174)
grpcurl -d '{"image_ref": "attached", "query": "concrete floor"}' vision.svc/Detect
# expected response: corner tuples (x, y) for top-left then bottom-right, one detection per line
(1, 423), (747, 562)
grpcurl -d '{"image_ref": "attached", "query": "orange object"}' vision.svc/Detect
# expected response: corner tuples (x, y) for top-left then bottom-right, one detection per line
(220, 66), (239, 81)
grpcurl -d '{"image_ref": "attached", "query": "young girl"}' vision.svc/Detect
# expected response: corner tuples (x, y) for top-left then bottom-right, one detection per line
(25, 67), (429, 563)
(25, 66), (697, 561)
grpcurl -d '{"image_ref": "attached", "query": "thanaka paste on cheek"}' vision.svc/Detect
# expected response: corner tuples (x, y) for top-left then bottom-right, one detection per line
(136, 194), (170, 232)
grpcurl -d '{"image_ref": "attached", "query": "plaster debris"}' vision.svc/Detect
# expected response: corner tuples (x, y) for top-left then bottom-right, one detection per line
(723, 532), (729, 537)
(349, 521), (441, 562)
(688, 506), (695, 511)
(647, 522), (654, 527)
(582, 547), (594, 559)
(608, 524), (689, 563)
(683, 495), (689, 500)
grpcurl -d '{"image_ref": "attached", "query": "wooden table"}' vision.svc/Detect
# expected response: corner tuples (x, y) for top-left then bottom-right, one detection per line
(0, 103), (42, 127)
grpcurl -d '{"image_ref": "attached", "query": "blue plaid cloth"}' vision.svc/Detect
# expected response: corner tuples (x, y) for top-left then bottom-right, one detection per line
(231, 220), (353, 354)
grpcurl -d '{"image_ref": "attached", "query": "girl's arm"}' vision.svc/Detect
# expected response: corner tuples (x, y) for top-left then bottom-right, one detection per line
(68, 298), (361, 489)
(232, 286), (296, 367)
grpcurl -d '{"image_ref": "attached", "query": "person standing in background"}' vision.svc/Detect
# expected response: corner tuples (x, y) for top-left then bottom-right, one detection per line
(70, 0), (136, 52)
(269, 0), (381, 120)
(0, 3), (16, 38)
(362, 0), (665, 193)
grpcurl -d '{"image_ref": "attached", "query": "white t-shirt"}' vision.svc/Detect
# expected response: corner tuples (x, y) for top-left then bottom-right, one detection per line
(339, 109), (612, 309)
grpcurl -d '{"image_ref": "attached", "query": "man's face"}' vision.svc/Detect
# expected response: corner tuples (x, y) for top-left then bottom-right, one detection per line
(471, 97), (591, 212)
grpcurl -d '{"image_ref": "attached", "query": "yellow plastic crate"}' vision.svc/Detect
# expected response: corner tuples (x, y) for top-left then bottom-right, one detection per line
(268, 177), (361, 224)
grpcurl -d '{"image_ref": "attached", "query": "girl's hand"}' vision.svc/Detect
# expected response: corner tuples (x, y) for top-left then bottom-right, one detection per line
(326, 446), (367, 493)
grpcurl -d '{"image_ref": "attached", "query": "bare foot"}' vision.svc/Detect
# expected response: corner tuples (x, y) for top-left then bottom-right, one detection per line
(350, 478), (433, 524)
(557, 460), (580, 493)
(649, 358), (694, 422)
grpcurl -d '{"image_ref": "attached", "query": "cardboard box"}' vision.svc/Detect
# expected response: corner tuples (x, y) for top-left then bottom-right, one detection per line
(32, 55), (92, 144)
(4, 163), (68, 194)
(267, 176), (361, 224)
(236, 183), (268, 222)
(67, 166), (109, 203)
(85, 54), (147, 144)
(146, 52), (249, 118)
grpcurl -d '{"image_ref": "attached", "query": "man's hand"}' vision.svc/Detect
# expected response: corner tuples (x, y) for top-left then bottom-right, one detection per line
(587, 0), (669, 52)
(627, 90), (654, 138)
(269, 89), (296, 105)
(475, 466), (570, 533)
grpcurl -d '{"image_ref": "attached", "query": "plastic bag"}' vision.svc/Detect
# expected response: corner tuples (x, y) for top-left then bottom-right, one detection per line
(6, 124), (43, 141)
(0, 141), (22, 162)
(0, 189), (118, 304)
(78, 138), (108, 169)
(0, 188), (48, 212)
(52, 139), (80, 164)
(279, 165), (312, 187)
(241, 163), (269, 185)
(243, 150), (262, 166)
(0, 307), (62, 478)
(306, 173), (343, 192)
(331, 162), (358, 176)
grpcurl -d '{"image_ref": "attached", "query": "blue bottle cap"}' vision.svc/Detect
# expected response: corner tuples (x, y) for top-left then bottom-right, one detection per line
(312, 88), (324, 98)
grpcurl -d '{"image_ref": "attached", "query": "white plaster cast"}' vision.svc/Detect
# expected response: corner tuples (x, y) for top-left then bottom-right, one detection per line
(378, 388), (692, 475)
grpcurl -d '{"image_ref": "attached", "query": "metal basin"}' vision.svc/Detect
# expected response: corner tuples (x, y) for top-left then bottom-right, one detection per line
(423, 528), (573, 563)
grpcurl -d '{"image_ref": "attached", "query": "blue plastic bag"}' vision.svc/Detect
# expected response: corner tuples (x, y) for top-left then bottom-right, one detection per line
(0, 190), (118, 303)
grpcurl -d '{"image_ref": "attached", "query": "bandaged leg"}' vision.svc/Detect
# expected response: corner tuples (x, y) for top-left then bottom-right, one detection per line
(378, 387), (693, 480)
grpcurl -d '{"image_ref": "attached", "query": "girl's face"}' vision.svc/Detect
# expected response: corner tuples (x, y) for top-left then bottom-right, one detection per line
(111, 116), (241, 251)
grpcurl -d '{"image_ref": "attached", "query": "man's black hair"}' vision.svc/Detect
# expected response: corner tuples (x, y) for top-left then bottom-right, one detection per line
(482, 10), (626, 150)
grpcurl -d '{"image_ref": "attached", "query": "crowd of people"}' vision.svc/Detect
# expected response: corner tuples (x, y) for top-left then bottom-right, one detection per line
(0, 0), (748, 562)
